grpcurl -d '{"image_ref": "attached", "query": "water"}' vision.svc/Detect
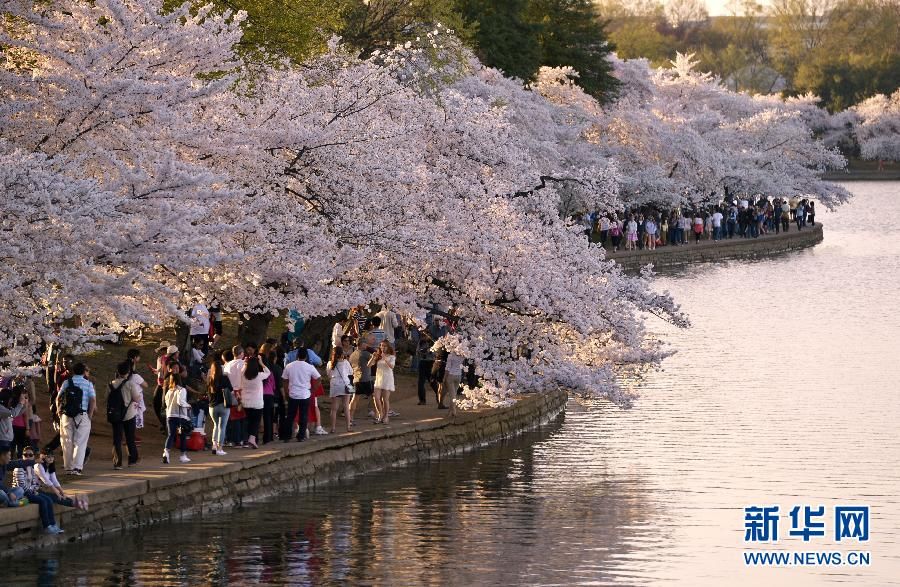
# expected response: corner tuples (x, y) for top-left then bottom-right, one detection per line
(7, 182), (899, 586)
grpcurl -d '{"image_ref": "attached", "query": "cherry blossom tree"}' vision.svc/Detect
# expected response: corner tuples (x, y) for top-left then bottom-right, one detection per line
(527, 53), (851, 209)
(652, 54), (850, 207)
(450, 60), (620, 218)
(851, 90), (900, 162)
(172, 40), (686, 406)
(0, 0), (245, 367)
(12, 0), (856, 407)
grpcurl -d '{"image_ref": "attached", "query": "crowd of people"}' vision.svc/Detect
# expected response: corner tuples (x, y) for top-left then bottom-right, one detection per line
(582, 196), (817, 251)
(0, 305), (467, 534)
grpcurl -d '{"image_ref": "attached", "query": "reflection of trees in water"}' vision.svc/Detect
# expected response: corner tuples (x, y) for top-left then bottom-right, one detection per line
(19, 410), (662, 585)
(439, 411), (662, 585)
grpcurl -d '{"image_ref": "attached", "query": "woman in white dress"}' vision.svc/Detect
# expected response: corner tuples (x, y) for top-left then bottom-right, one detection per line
(327, 347), (353, 433)
(367, 340), (396, 424)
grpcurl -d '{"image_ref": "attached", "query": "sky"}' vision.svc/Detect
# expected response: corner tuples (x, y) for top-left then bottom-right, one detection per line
(707, 0), (730, 15)
(703, 0), (771, 16)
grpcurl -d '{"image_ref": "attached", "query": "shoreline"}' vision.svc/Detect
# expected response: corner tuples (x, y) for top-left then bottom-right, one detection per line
(0, 390), (568, 555)
(606, 223), (824, 270)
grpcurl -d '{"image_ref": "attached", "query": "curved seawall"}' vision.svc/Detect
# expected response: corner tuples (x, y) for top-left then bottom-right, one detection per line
(0, 390), (568, 554)
(608, 223), (823, 270)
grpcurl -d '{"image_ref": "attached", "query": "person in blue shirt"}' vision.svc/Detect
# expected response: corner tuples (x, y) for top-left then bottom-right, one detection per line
(56, 363), (95, 476)
(284, 340), (322, 367)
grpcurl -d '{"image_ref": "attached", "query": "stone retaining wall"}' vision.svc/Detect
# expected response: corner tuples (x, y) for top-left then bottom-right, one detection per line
(0, 390), (568, 554)
(609, 223), (823, 270)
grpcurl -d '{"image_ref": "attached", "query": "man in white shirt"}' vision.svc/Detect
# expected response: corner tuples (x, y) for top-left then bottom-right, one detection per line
(376, 306), (400, 344)
(711, 210), (724, 241)
(281, 349), (320, 442)
(57, 363), (96, 475)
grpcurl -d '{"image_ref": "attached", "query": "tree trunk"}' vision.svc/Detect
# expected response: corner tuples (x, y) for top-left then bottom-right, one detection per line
(296, 315), (340, 358)
(237, 312), (273, 347)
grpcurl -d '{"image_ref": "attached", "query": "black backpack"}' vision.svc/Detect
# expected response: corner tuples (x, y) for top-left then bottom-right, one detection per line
(106, 375), (132, 424)
(62, 378), (84, 418)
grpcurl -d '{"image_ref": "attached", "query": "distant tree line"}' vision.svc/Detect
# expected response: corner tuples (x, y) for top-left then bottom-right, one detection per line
(205, 0), (620, 102)
(598, 0), (900, 112)
(205, 0), (896, 111)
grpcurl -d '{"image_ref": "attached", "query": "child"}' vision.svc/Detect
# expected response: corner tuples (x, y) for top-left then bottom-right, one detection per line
(226, 383), (247, 448)
(294, 377), (327, 439)
(310, 376), (328, 437)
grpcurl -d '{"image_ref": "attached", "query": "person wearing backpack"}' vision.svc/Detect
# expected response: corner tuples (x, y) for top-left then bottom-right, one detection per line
(108, 361), (142, 470)
(56, 363), (95, 476)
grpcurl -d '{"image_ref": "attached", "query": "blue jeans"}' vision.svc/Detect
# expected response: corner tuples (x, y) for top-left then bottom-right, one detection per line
(25, 491), (56, 528)
(165, 417), (190, 452)
(45, 492), (75, 509)
(209, 403), (230, 447)
(0, 487), (24, 506)
(713, 226), (722, 240)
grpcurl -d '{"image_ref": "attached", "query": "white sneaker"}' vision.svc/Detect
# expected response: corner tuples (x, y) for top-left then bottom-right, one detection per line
(179, 454), (191, 463)
(215, 449), (227, 456)
(315, 426), (329, 435)
(368, 410), (375, 418)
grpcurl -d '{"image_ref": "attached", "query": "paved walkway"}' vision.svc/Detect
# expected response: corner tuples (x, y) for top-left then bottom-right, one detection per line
(1, 371), (453, 522)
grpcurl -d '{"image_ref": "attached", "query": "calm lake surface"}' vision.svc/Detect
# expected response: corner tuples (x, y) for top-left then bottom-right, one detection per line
(7, 182), (899, 586)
